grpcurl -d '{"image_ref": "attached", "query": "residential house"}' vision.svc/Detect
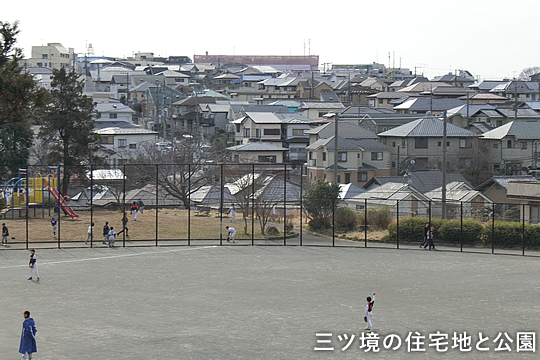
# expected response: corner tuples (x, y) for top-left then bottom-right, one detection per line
(475, 175), (536, 205)
(95, 127), (159, 167)
(95, 103), (136, 126)
(346, 182), (430, 217)
(490, 81), (540, 102)
(226, 142), (288, 163)
(377, 117), (480, 175)
(363, 170), (471, 192)
(423, 181), (493, 218)
(306, 136), (391, 185)
(393, 97), (465, 116)
(505, 180), (540, 223)
(480, 121), (540, 174)
(368, 92), (409, 110)
(433, 71), (475, 88)
(297, 101), (346, 120)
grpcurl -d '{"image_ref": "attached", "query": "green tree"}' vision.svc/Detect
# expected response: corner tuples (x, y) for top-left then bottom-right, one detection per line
(39, 67), (98, 195)
(0, 21), (47, 178)
(303, 179), (340, 229)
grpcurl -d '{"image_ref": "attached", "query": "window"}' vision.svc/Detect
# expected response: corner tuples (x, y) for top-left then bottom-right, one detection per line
(258, 155), (276, 163)
(459, 138), (472, 148)
(322, 152), (326, 161)
(264, 129), (280, 136)
(319, 112), (327, 118)
(337, 175), (341, 183)
(356, 204), (365, 210)
(415, 137), (428, 149)
(236, 124), (240, 133)
(101, 136), (113, 145)
(256, 129), (261, 138)
(507, 140), (512, 148)
(371, 152), (383, 161)
(244, 128), (250, 138)
(521, 142), (527, 150)
(118, 139), (127, 148)
(357, 172), (368, 182)
(378, 99), (383, 104)
(292, 129), (304, 136)
(493, 143), (499, 149)
(109, 113), (117, 119)
(338, 152), (347, 162)
(129, 144), (136, 149)
(309, 152), (313, 160)
(42, 54), (48, 59)
(345, 173), (351, 184)
(438, 141), (442, 146)
(392, 142), (396, 147)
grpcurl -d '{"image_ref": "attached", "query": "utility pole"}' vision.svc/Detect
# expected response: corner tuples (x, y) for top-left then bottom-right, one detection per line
(442, 111), (447, 219)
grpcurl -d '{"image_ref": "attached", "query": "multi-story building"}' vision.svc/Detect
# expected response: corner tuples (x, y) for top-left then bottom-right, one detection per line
(23, 43), (76, 71)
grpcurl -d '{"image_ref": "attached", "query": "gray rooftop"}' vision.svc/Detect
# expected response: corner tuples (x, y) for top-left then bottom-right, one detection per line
(365, 170), (471, 193)
(305, 121), (378, 139)
(378, 117), (479, 137)
(481, 121), (540, 140)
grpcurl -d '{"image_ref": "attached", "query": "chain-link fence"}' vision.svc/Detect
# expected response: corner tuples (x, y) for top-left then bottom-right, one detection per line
(1, 164), (539, 257)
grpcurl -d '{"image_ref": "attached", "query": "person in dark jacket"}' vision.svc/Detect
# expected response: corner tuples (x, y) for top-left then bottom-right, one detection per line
(102, 221), (110, 244)
(424, 226), (437, 250)
(420, 223), (429, 248)
(2, 222), (9, 245)
(19, 310), (37, 359)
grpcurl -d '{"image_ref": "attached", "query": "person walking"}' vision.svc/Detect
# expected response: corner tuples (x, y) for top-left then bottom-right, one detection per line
(364, 292), (376, 332)
(225, 226), (236, 243)
(117, 214), (129, 237)
(28, 249), (39, 281)
(50, 217), (57, 238)
(2, 222), (9, 245)
(420, 223), (429, 248)
(102, 221), (110, 244)
(85, 223), (94, 245)
(19, 310), (37, 360)
(130, 202), (139, 221)
(424, 225), (437, 250)
(108, 227), (116, 247)
(137, 198), (145, 215)
(228, 204), (236, 223)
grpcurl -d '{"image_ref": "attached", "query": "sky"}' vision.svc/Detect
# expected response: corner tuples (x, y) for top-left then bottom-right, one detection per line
(3, 0), (540, 80)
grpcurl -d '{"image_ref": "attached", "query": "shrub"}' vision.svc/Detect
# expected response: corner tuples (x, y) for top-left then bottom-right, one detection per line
(480, 221), (536, 249)
(309, 217), (331, 230)
(503, 207), (520, 222)
(368, 207), (393, 230)
(334, 207), (358, 231)
(438, 220), (483, 246)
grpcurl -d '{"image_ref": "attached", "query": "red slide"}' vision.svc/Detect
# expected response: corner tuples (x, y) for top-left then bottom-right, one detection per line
(46, 184), (79, 219)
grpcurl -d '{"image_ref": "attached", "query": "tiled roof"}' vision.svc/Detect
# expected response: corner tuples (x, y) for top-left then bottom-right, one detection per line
(481, 121), (540, 140)
(475, 175), (537, 190)
(305, 121), (378, 139)
(226, 142), (287, 151)
(377, 117), (479, 137)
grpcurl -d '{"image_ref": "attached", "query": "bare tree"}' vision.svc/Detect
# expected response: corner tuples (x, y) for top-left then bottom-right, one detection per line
(518, 66), (540, 81)
(228, 170), (266, 234)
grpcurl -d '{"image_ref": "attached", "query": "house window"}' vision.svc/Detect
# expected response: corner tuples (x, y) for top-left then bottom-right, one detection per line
(258, 155), (276, 163)
(236, 124), (240, 133)
(42, 54), (48, 59)
(378, 99), (383, 104)
(101, 136), (114, 145)
(292, 129), (304, 136)
(337, 175), (341, 183)
(318, 112), (327, 118)
(392, 142), (396, 147)
(438, 141), (442, 146)
(358, 172), (368, 182)
(507, 140), (512, 148)
(415, 137), (428, 149)
(129, 144), (136, 149)
(345, 173), (351, 184)
(109, 113), (117, 119)
(493, 143), (498, 149)
(323, 152), (326, 161)
(459, 138), (472, 148)
(371, 152), (383, 161)
(264, 129), (280, 136)
(521, 142), (527, 149)
(309, 152), (313, 160)
(118, 139), (127, 148)
(356, 204), (365, 210)
(244, 128), (250, 138)
(256, 129), (261, 138)
(338, 152), (347, 162)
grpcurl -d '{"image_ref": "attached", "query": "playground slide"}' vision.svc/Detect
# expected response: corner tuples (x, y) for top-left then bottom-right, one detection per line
(45, 182), (79, 219)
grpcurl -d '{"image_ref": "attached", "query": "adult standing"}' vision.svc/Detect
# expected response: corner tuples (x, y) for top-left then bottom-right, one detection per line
(2, 222), (9, 245)
(130, 202), (139, 221)
(85, 223), (94, 245)
(137, 198), (145, 215)
(28, 249), (39, 281)
(19, 310), (37, 360)
(228, 204), (235, 223)
(50, 217), (57, 238)
(420, 223), (429, 248)
(425, 225), (437, 250)
(102, 221), (110, 244)
(364, 292), (376, 332)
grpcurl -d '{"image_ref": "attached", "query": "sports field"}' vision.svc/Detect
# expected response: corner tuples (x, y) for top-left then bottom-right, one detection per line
(0, 245), (538, 359)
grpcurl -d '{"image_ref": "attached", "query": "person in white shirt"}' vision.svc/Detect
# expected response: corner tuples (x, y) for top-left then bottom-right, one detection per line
(228, 204), (235, 223)
(226, 226), (236, 243)
(364, 292), (376, 332)
(85, 223), (94, 245)
(28, 249), (39, 281)
(108, 227), (116, 247)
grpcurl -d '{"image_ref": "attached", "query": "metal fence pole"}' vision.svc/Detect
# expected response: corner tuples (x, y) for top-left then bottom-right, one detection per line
(491, 204), (495, 254)
(460, 201), (463, 252)
(251, 164), (255, 245)
(522, 203), (526, 256)
(332, 197), (335, 247)
(90, 164), (94, 248)
(364, 199), (367, 248)
(57, 167), (60, 249)
(155, 164), (159, 247)
(188, 164), (191, 246)
(283, 164), (287, 246)
(396, 200), (399, 249)
(122, 164), (126, 248)
(300, 165), (303, 246)
(220, 164), (224, 245)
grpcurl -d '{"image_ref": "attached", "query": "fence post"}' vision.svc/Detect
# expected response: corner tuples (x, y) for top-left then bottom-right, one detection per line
(57, 167), (60, 249)
(332, 197), (335, 247)
(283, 164), (287, 246)
(300, 165), (303, 246)
(522, 203), (526, 256)
(491, 204), (495, 254)
(122, 164), (126, 248)
(188, 164), (191, 246)
(251, 164), (255, 246)
(155, 164), (159, 247)
(396, 200), (399, 249)
(364, 199), (367, 248)
(90, 164), (94, 248)
(220, 164), (224, 245)
(460, 201), (463, 252)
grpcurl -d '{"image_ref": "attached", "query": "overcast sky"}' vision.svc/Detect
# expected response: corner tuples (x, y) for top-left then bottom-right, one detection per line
(3, 0), (539, 80)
